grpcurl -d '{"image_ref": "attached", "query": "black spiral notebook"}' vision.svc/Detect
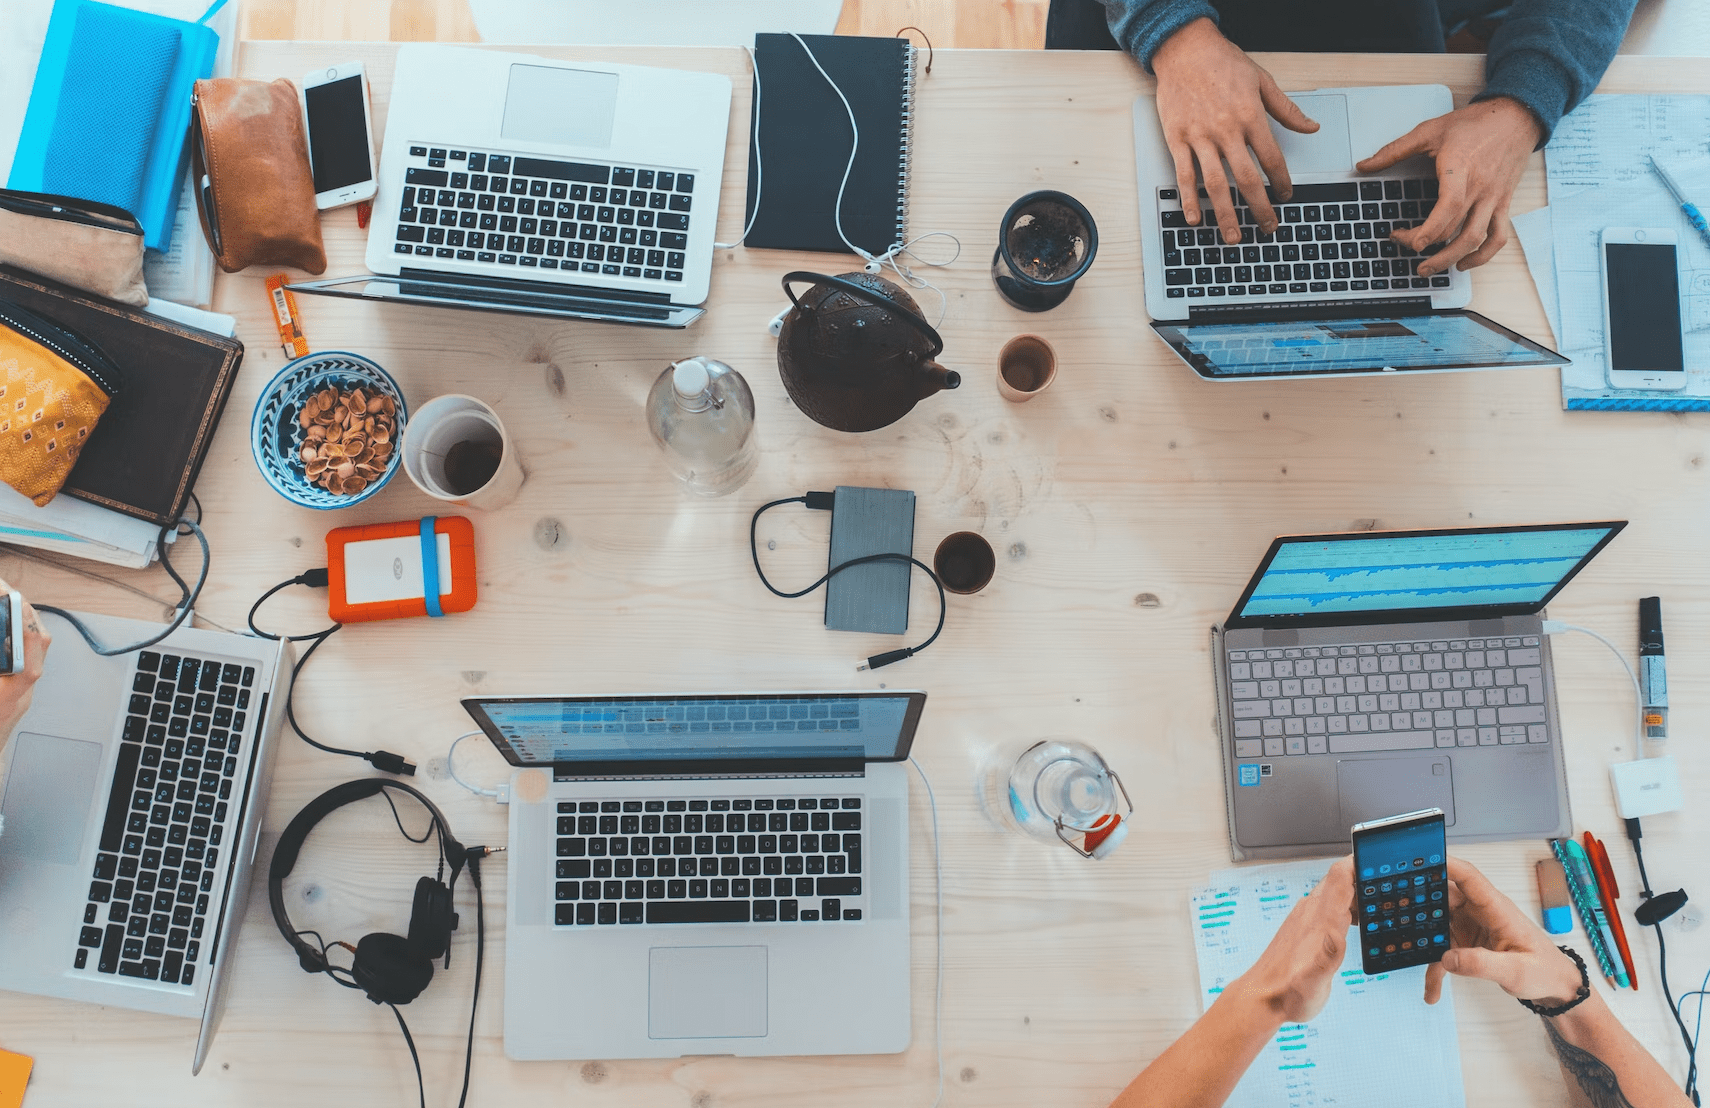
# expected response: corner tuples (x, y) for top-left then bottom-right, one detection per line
(744, 33), (918, 256)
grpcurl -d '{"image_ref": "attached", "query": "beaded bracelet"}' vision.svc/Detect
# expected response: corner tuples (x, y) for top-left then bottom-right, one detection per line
(1518, 946), (1591, 1017)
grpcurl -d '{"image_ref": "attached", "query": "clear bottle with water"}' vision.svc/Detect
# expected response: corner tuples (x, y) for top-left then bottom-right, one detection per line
(646, 357), (758, 496)
(978, 738), (1131, 859)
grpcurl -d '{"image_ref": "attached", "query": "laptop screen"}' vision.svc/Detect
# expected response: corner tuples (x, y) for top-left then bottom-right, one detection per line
(1152, 310), (1566, 378)
(1227, 522), (1625, 628)
(463, 691), (926, 768)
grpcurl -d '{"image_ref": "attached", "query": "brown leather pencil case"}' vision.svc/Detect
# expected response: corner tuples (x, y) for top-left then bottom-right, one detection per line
(0, 190), (149, 306)
(190, 77), (326, 274)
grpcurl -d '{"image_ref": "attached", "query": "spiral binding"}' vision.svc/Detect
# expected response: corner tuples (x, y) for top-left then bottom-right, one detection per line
(894, 44), (917, 255)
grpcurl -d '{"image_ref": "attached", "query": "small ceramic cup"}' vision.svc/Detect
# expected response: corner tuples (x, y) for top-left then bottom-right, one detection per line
(400, 394), (526, 510)
(997, 335), (1057, 402)
(933, 531), (996, 595)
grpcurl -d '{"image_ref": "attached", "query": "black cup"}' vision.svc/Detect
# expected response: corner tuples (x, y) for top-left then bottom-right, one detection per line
(991, 190), (1099, 312)
(934, 532), (996, 595)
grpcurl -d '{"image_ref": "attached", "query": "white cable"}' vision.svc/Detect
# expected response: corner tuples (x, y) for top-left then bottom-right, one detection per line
(1543, 621), (1645, 762)
(908, 755), (944, 1108)
(447, 730), (503, 798)
(714, 45), (763, 250)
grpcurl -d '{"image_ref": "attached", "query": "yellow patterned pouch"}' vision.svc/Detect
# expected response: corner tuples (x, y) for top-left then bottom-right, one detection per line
(0, 296), (121, 506)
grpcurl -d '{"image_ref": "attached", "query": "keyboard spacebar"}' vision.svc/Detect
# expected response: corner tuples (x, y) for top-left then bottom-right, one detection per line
(646, 901), (750, 924)
(1327, 731), (1437, 754)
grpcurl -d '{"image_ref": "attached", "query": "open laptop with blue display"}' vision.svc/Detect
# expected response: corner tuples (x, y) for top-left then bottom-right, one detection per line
(461, 690), (924, 1060)
(1211, 522), (1625, 861)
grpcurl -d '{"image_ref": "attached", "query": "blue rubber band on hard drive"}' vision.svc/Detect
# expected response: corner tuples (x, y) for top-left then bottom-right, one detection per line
(421, 516), (443, 617)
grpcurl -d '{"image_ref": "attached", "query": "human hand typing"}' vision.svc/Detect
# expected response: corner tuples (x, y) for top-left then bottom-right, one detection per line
(1235, 856), (1355, 1023)
(1151, 17), (1318, 244)
(1356, 97), (1542, 276)
(1424, 857), (1583, 1007)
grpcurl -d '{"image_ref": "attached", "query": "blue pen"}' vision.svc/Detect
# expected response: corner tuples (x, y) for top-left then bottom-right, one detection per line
(1562, 839), (1631, 989)
(1649, 156), (1710, 253)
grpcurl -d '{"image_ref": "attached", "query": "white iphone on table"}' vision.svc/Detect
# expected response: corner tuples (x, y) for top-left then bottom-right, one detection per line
(300, 62), (378, 210)
(1600, 226), (1688, 391)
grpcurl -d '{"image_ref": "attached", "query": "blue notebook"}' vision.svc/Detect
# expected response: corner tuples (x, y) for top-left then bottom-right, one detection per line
(9, 0), (222, 253)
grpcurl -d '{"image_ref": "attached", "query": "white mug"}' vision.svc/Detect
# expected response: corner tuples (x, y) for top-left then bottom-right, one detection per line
(400, 394), (525, 511)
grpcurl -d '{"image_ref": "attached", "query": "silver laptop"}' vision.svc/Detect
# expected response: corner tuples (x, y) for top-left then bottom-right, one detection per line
(289, 44), (731, 328)
(1212, 522), (1625, 861)
(461, 690), (923, 1060)
(0, 611), (289, 1071)
(1133, 84), (1567, 380)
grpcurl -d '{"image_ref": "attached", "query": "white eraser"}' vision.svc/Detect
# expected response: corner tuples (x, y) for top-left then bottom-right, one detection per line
(1611, 755), (1684, 819)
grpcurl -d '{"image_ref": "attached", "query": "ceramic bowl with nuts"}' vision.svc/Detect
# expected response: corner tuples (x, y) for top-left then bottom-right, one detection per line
(250, 352), (408, 509)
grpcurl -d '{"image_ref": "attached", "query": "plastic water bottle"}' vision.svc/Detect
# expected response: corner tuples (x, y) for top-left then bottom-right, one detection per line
(646, 357), (758, 496)
(978, 738), (1130, 859)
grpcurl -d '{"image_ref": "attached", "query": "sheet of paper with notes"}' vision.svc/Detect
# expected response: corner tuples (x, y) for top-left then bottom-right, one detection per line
(1190, 859), (1466, 1108)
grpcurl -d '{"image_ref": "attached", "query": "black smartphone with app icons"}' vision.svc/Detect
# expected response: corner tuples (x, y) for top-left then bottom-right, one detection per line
(0, 591), (23, 675)
(1352, 807), (1449, 975)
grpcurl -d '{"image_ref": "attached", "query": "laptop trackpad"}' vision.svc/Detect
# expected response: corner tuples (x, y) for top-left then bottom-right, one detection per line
(504, 65), (619, 148)
(1337, 756), (1454, 830)
(1268, 94), (1352, 174)
(648, 946), (768, 1039)
(0, 733), (102, 865)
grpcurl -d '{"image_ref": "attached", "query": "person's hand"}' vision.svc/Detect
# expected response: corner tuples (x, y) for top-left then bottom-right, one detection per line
(1151, 17), (1319, 244)
(1237, 857), (1355, 1023)
(1424, 857), (1584, 1007)
(0, 583), (49, 747)
(1356, 97), (1542, 276)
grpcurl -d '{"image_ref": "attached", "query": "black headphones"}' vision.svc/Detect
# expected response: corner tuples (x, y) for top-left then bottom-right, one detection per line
(268, 778), (466, 1006)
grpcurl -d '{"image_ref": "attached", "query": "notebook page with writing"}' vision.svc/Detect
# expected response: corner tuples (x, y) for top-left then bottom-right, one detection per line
(1192, 860), (1466, 1108)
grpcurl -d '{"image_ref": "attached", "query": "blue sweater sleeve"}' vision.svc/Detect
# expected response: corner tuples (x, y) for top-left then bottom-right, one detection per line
(1098, 0), (1219, 73)
(1475, 0), (1637, 142)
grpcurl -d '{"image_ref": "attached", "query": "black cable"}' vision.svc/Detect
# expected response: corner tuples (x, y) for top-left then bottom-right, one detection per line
(1627, 822), (1701, 1103)
(36, 518), (211, 655)
(387, 1003), (428, 1108)
(455, 850), (488, 1108)
(749, 494), (947, 670)
(248, 572), (416, 776)
(188, 491), (203, 526)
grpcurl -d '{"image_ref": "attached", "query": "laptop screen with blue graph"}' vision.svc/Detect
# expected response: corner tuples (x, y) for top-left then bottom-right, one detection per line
(1226, 522), (1625, 628)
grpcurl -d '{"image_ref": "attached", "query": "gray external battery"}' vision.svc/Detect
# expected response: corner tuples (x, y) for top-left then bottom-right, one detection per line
(824, 486), (914, 635)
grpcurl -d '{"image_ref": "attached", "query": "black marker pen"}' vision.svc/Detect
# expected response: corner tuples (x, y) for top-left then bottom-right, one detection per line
(1639, 596), (1667, 739)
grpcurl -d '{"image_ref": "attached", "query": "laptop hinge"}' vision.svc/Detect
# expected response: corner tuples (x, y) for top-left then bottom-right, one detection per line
(551, 757), (867, 782)
(397, 267), (674, 305)
(1186, 295), (1433, 325)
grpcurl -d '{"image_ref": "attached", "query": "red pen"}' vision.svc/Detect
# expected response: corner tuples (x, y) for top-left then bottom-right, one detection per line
(1584, 832), (1639, 991)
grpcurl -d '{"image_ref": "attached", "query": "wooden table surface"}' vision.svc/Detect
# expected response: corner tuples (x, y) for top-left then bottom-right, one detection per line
(0, 42), (1706, 1108)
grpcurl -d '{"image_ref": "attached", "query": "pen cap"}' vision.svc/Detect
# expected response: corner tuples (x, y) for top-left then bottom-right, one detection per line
(1639, 596), (1663, 652)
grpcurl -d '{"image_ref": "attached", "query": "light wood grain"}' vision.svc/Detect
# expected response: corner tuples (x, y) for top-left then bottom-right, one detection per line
(0, 43), (1706, 1108)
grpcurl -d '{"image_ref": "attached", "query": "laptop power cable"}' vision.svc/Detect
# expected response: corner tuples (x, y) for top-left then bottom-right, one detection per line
(750, 491), (946, 671)
(248, 568), (416, 777)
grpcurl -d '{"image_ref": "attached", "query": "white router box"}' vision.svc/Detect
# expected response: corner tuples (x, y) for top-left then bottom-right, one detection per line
(1611, 755), (1684, 819)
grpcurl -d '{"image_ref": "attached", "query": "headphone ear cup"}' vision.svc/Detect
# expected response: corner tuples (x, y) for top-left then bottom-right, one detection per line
(351, 932), (434, 1005)
(407, 875), (457, 961)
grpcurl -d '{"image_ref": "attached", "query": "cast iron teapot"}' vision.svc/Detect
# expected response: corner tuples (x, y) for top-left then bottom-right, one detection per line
(776, 271), (960, 433)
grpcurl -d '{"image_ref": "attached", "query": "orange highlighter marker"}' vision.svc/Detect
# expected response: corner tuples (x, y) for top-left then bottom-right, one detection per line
(1584, 832), (1638, 991)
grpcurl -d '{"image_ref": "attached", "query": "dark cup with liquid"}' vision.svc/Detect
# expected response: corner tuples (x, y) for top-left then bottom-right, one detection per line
(934, 532), (996, 595)
(991, 190), (1099, 312)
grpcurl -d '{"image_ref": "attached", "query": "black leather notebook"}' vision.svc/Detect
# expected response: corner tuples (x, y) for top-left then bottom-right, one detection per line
(0, 265), (244, 527)
(744, 33), (918, 256)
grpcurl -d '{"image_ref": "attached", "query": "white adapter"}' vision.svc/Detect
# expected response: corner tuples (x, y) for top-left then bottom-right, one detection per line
(1611, 755), (1684, 819)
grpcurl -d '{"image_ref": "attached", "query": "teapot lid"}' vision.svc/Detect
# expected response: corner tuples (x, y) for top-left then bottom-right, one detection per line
(781, 271), (944, 358)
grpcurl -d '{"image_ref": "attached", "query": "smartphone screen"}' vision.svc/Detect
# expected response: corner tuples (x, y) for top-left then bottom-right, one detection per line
(1353, 809), (1448, 975)
(304, 75), (373, 194)
(0, 594), (12, 673)
(1605, 242), (1684, 374)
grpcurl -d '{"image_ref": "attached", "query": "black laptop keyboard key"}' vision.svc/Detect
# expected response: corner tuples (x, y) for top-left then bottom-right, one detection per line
(647, 900), (749, 924)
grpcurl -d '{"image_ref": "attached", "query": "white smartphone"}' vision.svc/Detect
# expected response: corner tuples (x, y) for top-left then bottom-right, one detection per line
(301, 62), (378, 210)
(1601, 227), (1688, 391)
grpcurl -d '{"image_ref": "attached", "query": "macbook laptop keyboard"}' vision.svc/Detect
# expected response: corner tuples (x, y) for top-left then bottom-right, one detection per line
(1228, 636), (1548, 758)
(76, 650), (253, 985)
(1160, 178), (1448, 300)
(554, 796), (864, 926)
(394, 146), (694, 282)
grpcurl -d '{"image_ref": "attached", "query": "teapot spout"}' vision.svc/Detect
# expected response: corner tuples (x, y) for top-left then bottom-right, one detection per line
(920, 360), (961, 397)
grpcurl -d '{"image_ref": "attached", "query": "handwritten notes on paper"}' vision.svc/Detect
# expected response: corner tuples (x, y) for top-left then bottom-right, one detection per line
(1191, 860), (1466, 1108)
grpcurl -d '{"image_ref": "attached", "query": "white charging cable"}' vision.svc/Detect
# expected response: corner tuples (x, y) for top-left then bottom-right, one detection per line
(714, 44), (763, 251)
(908, 755), (945, 1108)
(1542, 621), (1645, 761)
(447, 730), (507, 799)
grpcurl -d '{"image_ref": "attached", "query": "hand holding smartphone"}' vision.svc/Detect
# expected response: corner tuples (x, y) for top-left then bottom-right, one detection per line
(1601, 227), (1688, 391)
(1352, 807), (1449, 975)
(301, 62), (378, 210)
(0, 592), (22, 676)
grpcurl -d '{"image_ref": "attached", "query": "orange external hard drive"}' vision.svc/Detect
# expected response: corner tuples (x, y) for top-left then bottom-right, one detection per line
(326, 516), (477, 623)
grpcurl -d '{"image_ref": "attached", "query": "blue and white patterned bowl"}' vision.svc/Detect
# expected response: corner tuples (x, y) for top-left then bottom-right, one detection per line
(250, 352), (407, 510)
